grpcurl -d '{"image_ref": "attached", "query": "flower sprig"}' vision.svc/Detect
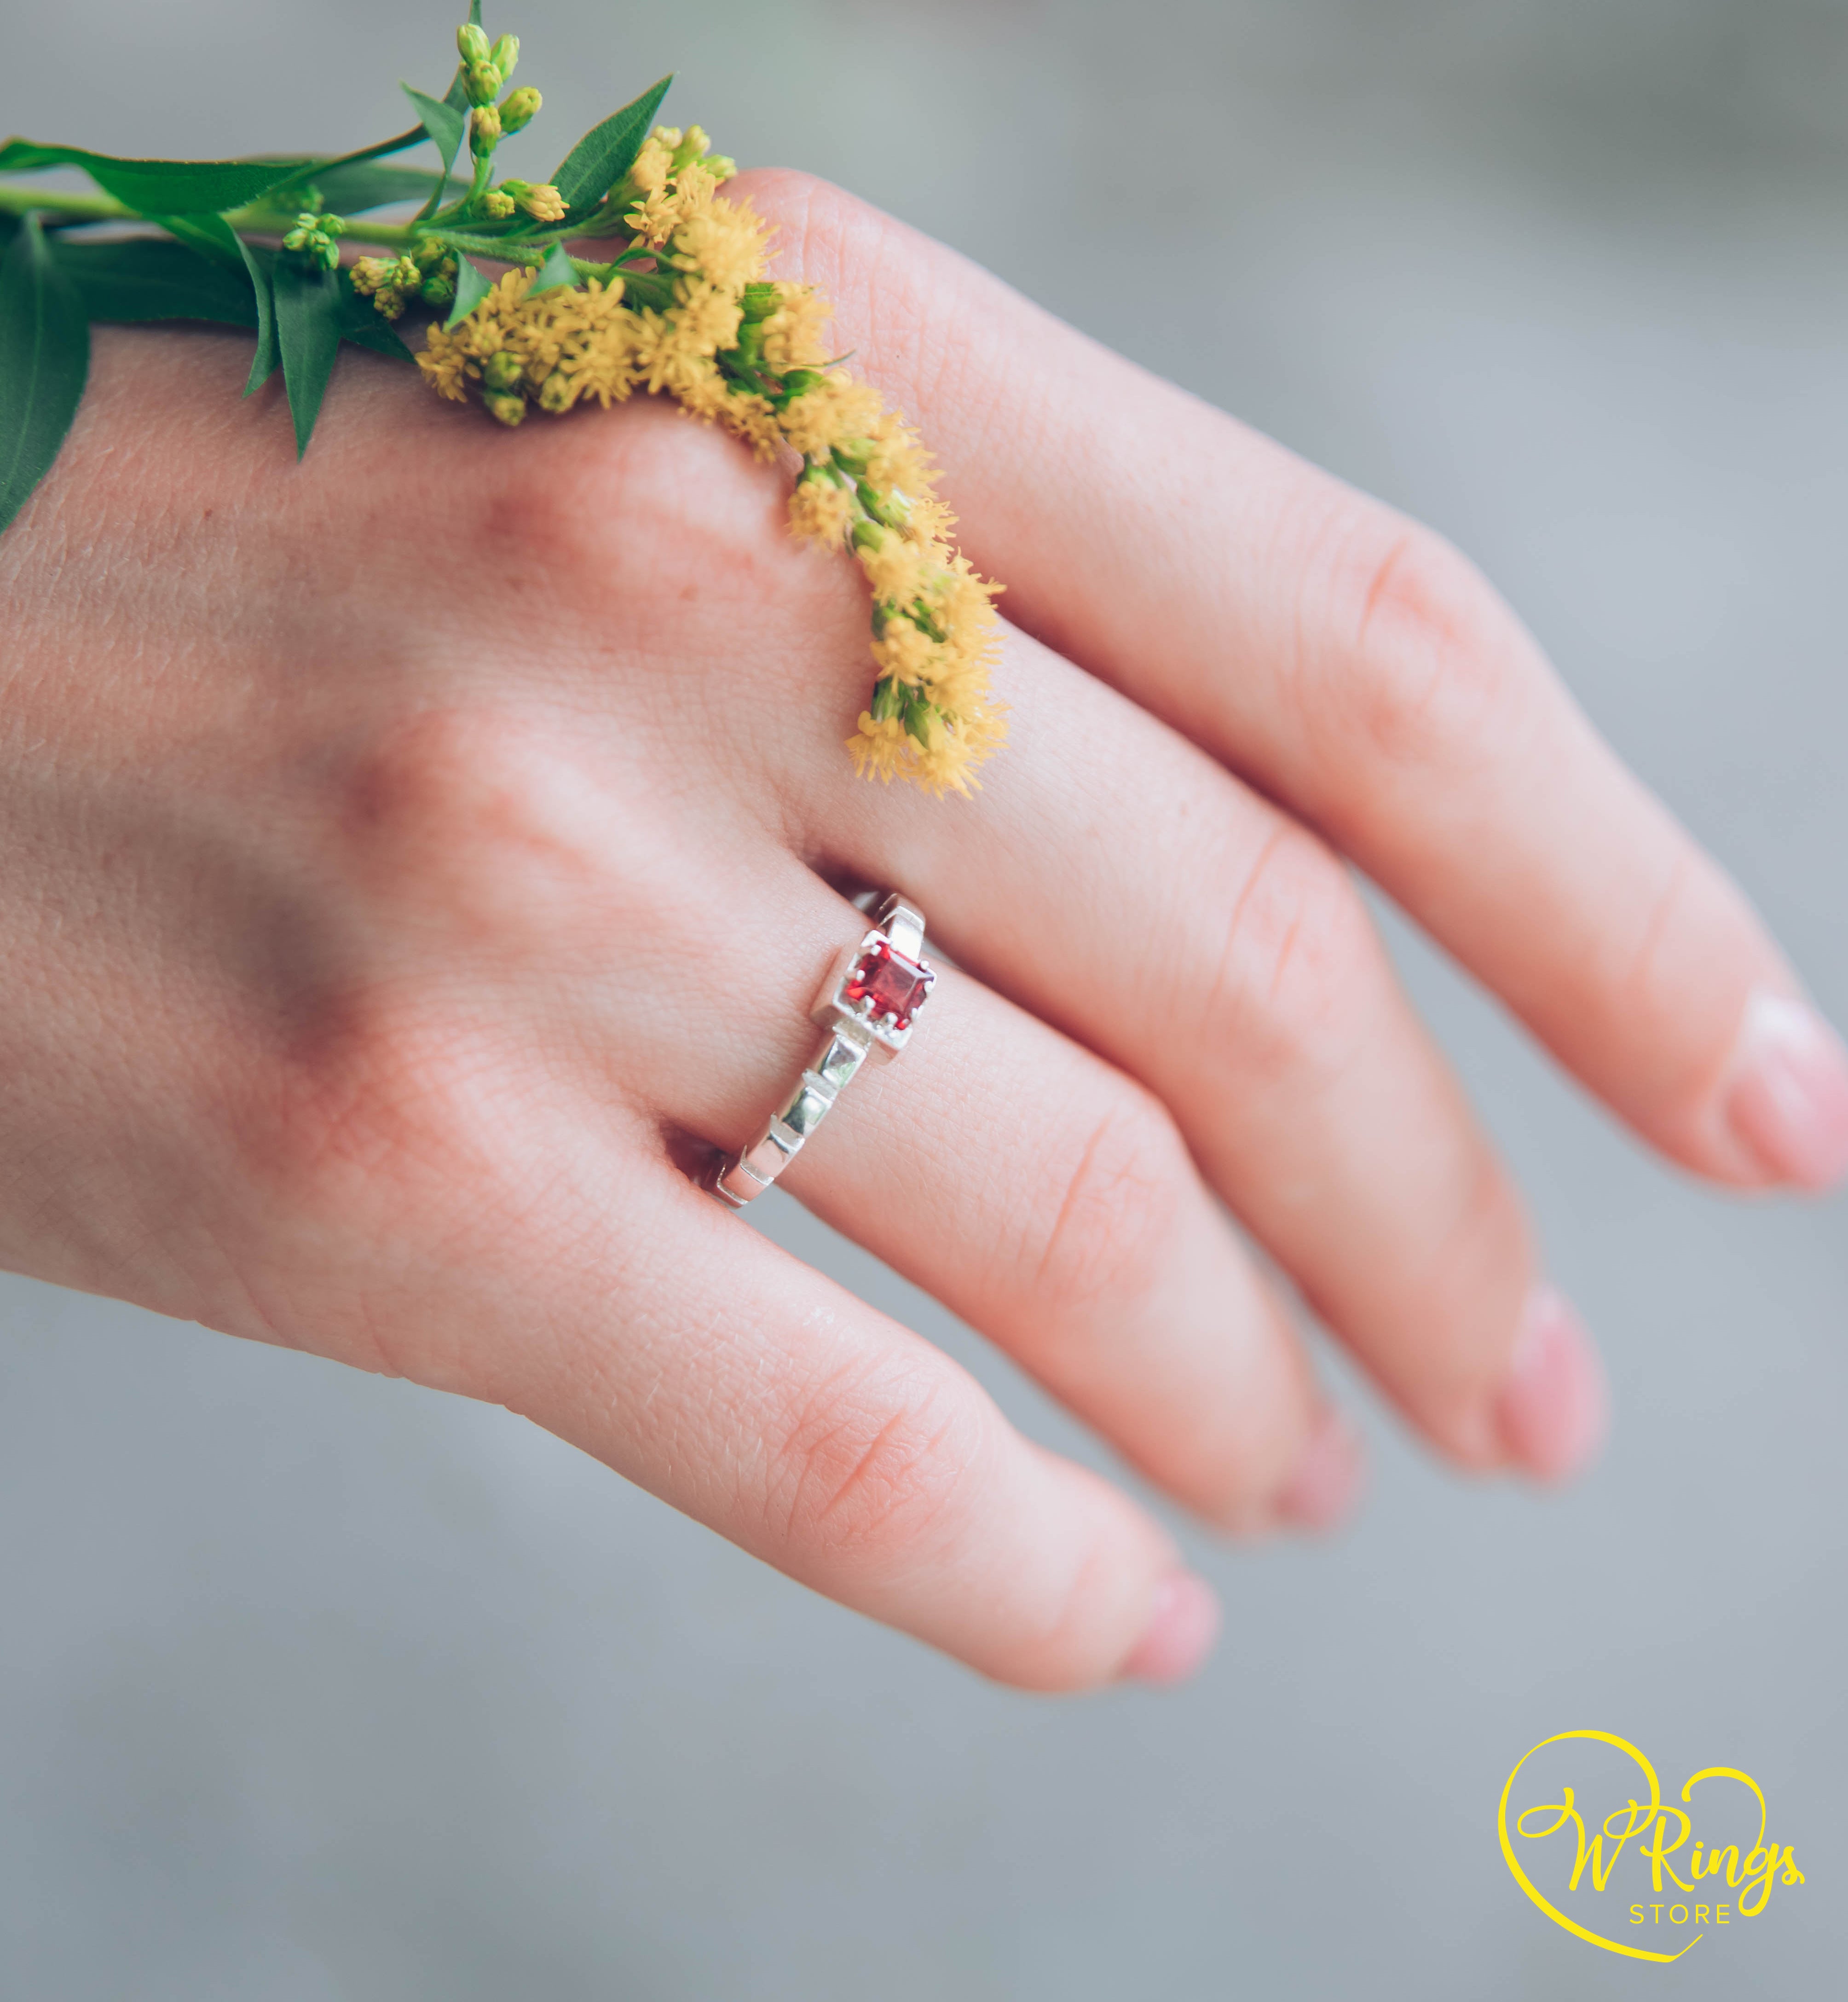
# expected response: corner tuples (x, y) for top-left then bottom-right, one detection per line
(0, 6), (1004, 792)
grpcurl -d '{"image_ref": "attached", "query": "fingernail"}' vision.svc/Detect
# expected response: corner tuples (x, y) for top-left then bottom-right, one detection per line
(1494, 1285), (1609, 1485)
(1726, 990), (1848, 1192)
(1120, 1572), (1221, 1686)
(1274, 1410), (1365, 1534)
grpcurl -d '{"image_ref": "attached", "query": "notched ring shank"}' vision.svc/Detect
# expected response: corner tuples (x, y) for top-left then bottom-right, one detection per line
(707, 893), (930, 1209)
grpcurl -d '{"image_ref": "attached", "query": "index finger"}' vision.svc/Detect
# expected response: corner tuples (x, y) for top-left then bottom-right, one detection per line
(739, 170), (1848, 1193)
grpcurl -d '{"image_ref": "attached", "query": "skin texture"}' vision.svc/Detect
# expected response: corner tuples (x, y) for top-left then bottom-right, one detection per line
(2, 171), (1844, 1692)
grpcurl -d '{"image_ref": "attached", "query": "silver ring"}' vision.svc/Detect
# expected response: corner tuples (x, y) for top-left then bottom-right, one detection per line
(709, 892), (936, 1209)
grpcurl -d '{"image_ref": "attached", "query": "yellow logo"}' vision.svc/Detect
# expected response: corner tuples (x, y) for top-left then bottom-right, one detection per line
(1498, 1730), (1804, 1962)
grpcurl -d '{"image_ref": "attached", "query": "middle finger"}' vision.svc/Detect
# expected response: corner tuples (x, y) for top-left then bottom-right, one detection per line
(803, 619), (1603, 1481)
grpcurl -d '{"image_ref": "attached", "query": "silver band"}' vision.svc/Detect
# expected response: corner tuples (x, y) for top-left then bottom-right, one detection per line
(709, 892), (936, 1209)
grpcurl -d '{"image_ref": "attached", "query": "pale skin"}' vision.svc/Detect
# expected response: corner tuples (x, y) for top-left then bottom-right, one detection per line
(5, 170), (1846, 1691)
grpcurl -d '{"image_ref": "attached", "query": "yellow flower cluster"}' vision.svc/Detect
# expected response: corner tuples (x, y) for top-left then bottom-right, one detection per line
(621, 126), (731, 250)
(351, 253), (423, 320)
(415, 197), (781, 456)
(413, 125), (1005, 793)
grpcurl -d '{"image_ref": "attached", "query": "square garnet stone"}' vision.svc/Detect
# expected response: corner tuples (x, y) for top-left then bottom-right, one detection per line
(845, 939), (931, 1030)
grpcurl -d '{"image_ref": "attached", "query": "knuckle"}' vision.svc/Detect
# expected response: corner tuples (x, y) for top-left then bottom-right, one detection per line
(235, 709), (665, 1219)
(735, 168), (876, 303)
(1311, 511), (1530, 775)
(1025, 1089), (1191, 1315)
(236, 986), (526, 1272)
(451, 397), (784, 623)
(768, 1358), (981, 1567)
(335, 704), (639, 941)
(738, 168), (1010, 462)
(1206, 824), (1384, 1081)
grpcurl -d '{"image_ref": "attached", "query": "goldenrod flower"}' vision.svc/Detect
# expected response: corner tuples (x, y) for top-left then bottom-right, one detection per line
(500, 86), (542, 133)
(858, 532), (931, 604)
(408, 122), (1005, 792)
(670, 200), (769, 295)
(761, 285), (832, 374)
(789, 474), (855, 548)
(779, 376), (886, 457)
(871, 614), (937, 683)
(517, 182), (566, 224)
(628, 134), (674, 198)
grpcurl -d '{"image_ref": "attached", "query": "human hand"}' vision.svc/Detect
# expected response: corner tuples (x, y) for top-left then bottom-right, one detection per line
(4, 172), (1843, 1691)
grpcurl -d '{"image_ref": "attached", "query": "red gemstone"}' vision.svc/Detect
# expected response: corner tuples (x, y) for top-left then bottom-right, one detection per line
(849, 941), (930, 1029)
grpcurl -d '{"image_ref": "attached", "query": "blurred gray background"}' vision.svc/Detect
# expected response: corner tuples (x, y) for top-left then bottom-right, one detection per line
(3, 0), (1846, 1995)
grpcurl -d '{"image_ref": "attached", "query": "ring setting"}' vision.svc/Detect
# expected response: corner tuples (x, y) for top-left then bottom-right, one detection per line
(709, 892), (935, 1209)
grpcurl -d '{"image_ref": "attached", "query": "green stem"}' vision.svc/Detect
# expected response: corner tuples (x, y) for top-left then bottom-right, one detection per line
(0, 181), (131, 223)
(237, 209), (426, 248)
(0, 177), (653, 289)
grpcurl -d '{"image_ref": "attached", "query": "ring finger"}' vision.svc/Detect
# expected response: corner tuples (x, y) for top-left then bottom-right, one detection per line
(635, 856), (1361, 1535)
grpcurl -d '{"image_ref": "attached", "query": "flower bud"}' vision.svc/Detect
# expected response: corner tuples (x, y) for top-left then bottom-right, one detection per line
(703, 156), (737, 184)
(539, 370), (574, 414)
(482, 188), (516, 218)
(517, 182), (565, 223)
(471, 103), (502, 152)
(669, 126), (709, 174)
(499, 85), (541, 132)
(482, 349), (525, 393)
(457, 23), (491, 63)
(489, 34), (519, 80)
(484, 390), (527, 427)
(466, 60), (503, 106)
(420, 271), (456, 307)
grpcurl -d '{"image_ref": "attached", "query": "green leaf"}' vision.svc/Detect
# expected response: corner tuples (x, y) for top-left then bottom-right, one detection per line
(400, 85), (467, 188)
(147, 210), (244, 266)
(0, 139), (312, 215)
(49, 236), (258, 327)
(272, 258), (342, 459)
(550, 75), (672, 220)
(335, 274), (416, 363)
(240, 241), (278, 394)
(412, 67), (475, 220)
(445, 254), (493, 329)
(253, 126), (429, 203)
(0, 214), (90, 538)
(302, 160), (442, 213)
(528, 240), (580, 297)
